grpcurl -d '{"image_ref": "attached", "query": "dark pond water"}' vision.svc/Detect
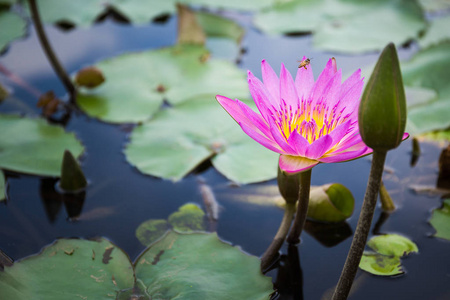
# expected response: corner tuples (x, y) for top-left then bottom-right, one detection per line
(0, 14), (449, 300)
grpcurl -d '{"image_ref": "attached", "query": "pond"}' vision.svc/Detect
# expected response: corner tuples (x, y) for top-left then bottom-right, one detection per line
(0, 1), (449, 299)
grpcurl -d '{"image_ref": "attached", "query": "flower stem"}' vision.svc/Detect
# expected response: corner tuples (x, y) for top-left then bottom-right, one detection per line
(332, 150), (387, 300)
(260, 202), (295, 271)
(28, 0), (76, 101)
(287, 169), (312, 244)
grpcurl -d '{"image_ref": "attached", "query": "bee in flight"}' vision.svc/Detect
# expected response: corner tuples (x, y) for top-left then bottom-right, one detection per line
(298, 58), (311, 69)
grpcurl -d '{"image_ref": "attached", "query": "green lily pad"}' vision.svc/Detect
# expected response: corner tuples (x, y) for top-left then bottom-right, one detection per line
(359, 252), (403, 276)
(402, 42), (450, 134)
(0, 10), (27, 53)
(419, 15), (450, 49)
(0, 233), (273, 299)
(76, 45), (247, 123)
(0, 238), (135, 299)
(124, 95), (278, 183)
(430, 199), (450, 240)
(418, 0), (450, 12)
(31, 0), (276, 27)
(0, 170), (5, 201)
(135, 231), (273, 300)
(254, 0), (426, 54)
(0, 114), (84, 177)
(367, 234), (418, 257)
(136, 203), (206, 247)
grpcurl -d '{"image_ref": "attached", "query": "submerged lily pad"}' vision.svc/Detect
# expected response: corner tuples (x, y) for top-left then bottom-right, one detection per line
(125, 95), (278, 183)
(429, 199), (450, 240)
(402, 42), (450, 134)
(0, 114), (84, 177)
(135, 231), (273, 300)
(0, 233), (273, 299)
(359, 252), (403, 276)
(77, 45), (247, 123)
(367, 234), (418, 257)
(0, 170), (5, 201)
(254, 0), (426, 53)
(136, 203), (206, 246)
(0, 10), (27, 53)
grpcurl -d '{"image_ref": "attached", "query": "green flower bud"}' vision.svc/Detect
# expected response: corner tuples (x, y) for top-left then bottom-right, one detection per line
(359, 43), (407, 151)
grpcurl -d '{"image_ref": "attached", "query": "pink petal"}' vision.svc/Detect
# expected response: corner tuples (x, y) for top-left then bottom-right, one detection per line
(268, 117), (297, 155)
(247, 71), (278, 120)
(261, 60), (280, 100)
(402, 132), (409, 140)
(330, 133), (363, 153)
(279, 63), (300, 108)
(319, 70), (342, 107)
(339, 69), (362, 100)
(295, 57), (315, 101)
(337, 76), (364, 118)
(287, 129), (309, 156)
(319, 146), (370, 163)
(305, 135), (333, 159)
(279, 155), (319, 174)
(327, 120), (352, 148)
(310, 58), (338, 106)
(216, 95), (268, 137)
(239, 122), (283, 154)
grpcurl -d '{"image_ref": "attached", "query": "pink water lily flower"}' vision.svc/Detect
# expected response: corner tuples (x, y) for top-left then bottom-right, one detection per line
(216, 57), (373, 174)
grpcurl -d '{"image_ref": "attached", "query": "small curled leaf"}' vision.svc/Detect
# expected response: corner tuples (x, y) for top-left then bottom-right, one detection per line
(307, 183), (354, 223)
(75, 66), (105, 88)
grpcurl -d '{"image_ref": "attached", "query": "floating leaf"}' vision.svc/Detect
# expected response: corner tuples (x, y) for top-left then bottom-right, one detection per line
(419, 15), (450, 49)
(367, 234), (418, 257)
(429, 199), (450, 240)
(402, 42), (450, 134)
(196, 11), (245, 43)
(418, 0), (450, 12)
(359, 252), (403, 276)
(0, 238), (135, 299)
(0, 170), (5, 202)
(136, 219), (170, 246)
(125, 95), (278, 183)
(0, 10), (27, 53)
(0, 114), (84, 177)
(168, 203), (205, 232)
(0, 233), (273, 299)
(135, 231), (273, 300)
(254, 0), (426, 54)
(77, 45), (247, 123)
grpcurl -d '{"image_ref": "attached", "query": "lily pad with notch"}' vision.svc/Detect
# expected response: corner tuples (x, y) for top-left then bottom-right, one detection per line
(254, 0), (426, 54)
(124, 95), (278, 183)
(76, 45), (248, 123)
(429, 199), (450, 241)
(0, 232), (273, 299)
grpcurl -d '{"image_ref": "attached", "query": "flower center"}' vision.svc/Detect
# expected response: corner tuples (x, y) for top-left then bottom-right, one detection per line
(271, 97), (349, 144)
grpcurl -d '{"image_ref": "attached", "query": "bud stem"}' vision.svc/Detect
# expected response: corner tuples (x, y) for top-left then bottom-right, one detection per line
(260, 202), (296, 271)
(287, 169), (312, 244)
(332, 150), (387, 300)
